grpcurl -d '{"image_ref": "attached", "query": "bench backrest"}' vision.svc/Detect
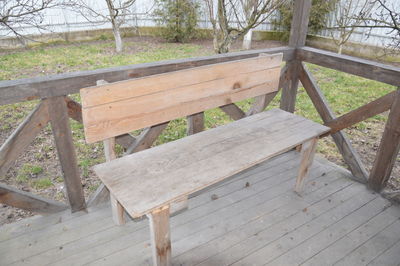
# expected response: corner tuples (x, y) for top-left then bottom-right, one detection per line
(81, 53), (282, 143)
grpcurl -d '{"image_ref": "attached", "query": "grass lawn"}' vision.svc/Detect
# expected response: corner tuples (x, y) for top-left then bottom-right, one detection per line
(0, 37), (398, 223)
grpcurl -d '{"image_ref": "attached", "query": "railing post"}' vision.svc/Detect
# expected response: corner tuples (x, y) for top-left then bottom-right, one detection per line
(280, 0), (312, 113)
(47, 96), (86, 212)
(369, 88), (400, 192)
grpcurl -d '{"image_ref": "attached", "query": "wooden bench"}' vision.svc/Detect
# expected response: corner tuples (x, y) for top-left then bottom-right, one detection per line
(80, 53), (329, 266)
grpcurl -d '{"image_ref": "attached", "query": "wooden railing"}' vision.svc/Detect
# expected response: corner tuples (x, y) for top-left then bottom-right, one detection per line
(0, 46), (294, 214)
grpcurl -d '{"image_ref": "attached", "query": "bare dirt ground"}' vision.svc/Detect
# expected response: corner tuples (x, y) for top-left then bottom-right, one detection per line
(0, 36), (398, 225)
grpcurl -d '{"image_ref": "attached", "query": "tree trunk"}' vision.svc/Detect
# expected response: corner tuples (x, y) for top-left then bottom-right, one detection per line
(105, 0), (123, 53)
(214, 35), (233, 54)
(242, 28), (253, 50)
(338, 43), (343, 54)
(112, 23), (123, 53)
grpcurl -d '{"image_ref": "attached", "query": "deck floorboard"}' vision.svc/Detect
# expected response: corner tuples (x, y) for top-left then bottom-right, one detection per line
(1, 151), (399, 266)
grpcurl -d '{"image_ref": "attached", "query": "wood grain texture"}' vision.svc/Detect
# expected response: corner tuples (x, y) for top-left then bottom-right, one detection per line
(125, 122), (169, 155)
(0, 101), (49, 177)
(93, 109), (329, 218)
(369, 88), (400, 191)
(187, 112), (204, 135)
(81, 55), (282, 108)
(147, 206), (171, 266)
(288, 0), (312, 48)
(47, 96), (86, 212)
(325, 90), (396, 134)
(64, 96), (136, 149)
(82, 55), (282, 143)
(299, 62), (369, 183)
(220, 103), (246, 120)
(297, 47), (400, 87)
(295, 137), (318, 193)
(0, 183), (68, 214)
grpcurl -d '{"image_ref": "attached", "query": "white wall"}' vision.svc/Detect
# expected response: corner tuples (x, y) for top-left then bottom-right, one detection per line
(0, 0), (396, 48)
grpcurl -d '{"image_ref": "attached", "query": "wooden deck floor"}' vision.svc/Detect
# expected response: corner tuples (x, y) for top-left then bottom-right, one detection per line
(1, 151), (400, 266)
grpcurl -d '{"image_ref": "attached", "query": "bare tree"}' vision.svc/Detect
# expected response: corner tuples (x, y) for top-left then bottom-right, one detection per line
(328, 0), (375, 54)
(0, 0), (59, 45)
(242, 0), (257, 50)
(355, 0), (399, 51)
(69, 0), (136, 53)
(204, 0), (284, 54)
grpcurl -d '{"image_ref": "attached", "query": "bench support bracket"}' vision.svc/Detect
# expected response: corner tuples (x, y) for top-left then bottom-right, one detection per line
(295, 137), (318, 193)
(147, 206), (171, 266)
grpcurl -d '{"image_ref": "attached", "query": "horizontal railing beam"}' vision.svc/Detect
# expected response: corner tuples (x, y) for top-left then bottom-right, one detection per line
(0, 183), (68, 214)
(297, 47), (400, 87)
(0, 47), (294, 106)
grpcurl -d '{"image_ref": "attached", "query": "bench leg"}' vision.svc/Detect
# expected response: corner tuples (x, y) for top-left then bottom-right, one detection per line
(147, 206), (171, 266)
(295, 137), (318, 194)
(110, 194), (125, 225)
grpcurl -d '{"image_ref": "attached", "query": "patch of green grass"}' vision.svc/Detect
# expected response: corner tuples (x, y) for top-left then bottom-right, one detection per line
(16, 164), (44, 183)
(32, 178), (53, 189)
(1, 39), (397, 189)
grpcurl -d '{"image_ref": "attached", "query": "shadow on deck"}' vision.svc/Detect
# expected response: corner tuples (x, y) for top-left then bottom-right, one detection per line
(1, 151), (400, 266)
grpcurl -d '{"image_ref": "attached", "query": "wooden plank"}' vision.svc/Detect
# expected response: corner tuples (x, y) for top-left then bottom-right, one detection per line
(187, 112), (204, 135)
(93, 109), (329, 218)
(297, 47), (400, 87)
(197, 182), (370, 266)
(288, 0), (312, 48)
(81, 55), (282, 108)
(26, 152), (308, 266)
(0, 101), (49, 177)
(103, 137), (125, 225)
(125, 122), (169, 155)
(369, 88), (400, 191)
(265, 196), (387, 266)
(220, 104), (246, 120)
(325, 90), (396, 134)
(47, 96), (86, 212)
(368, 239), (400, 266)
(147, 206), (171, 266)
(298, 62), (369, 183)
(295, 137), (318, 193)
(302, 204), (400, 266)
(247, 64), (288, 116)
(0, 47), (293, 106)
(83, 71), (281, 143)
(280, 0), (311, 113)
(280, 62), (301, 113)
(0, 183), (68, 214)
(64, 96), (136, 150)
(334, 219), (400, 266)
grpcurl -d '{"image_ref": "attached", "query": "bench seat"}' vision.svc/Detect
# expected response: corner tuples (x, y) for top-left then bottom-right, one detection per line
(93, 108), (329, 219)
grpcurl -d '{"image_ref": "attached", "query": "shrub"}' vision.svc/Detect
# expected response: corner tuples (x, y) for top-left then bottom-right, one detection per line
(273, 0), (338, 41)
(154, 0), (200, 43)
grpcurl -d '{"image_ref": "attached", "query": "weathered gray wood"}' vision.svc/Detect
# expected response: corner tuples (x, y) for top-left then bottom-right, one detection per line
(302, 204), (400, 266)
(299, 62), (369, 183)
(219, 104), (246, 120)
(47, 96), (86, 212)
(94, 109), (329, 218)
(0, 47), (294, 106)
(368, 239), (400, 266)
(280, 0), (312, 113)
(297, 47), (400, 87)
(295, 137), (318, 193)
(288, 0), (312, 48)
(147, 206), (171, 266)
(246, 63), (288, 116)
(103, 136), (126, 225)
(325, 90), (396, 134)
(369, 88), (400, 192)
(125, 122), (169, 155)
(0, 101), (49, 177)
(0, 183), (68, 214)
(187, 112), (204, 135)
(4, 152), (399, 266)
